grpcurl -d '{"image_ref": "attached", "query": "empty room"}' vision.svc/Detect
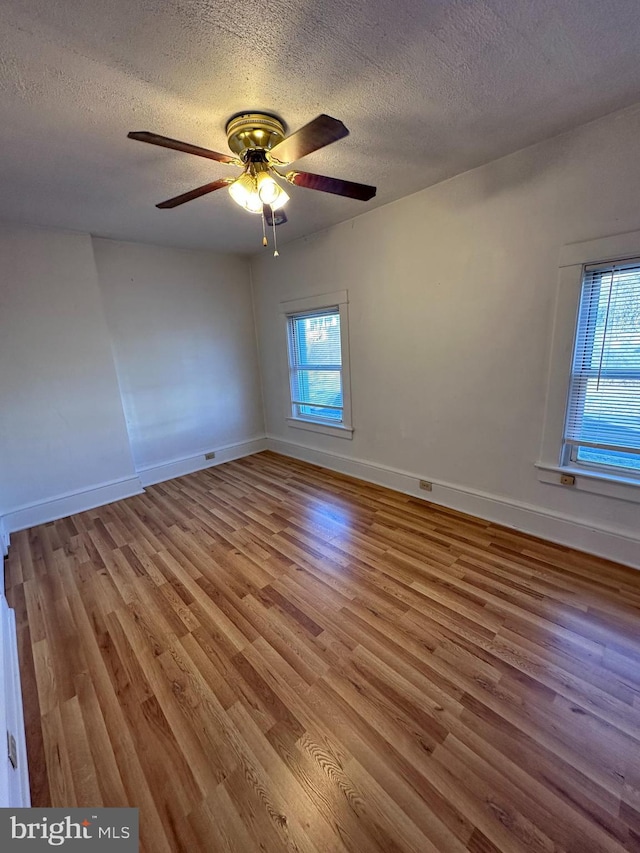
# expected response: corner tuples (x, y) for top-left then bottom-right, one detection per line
(1, 1), (639, 851)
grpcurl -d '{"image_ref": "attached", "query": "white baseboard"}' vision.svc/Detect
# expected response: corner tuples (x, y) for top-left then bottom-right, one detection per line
(0, 517), (7, 595)
(266, 436), (640, 571)
(0, 517), (8, 557)
(137, 436), (268, 487)
(0, 599), (30, 806)
(3, 475), (144, 535)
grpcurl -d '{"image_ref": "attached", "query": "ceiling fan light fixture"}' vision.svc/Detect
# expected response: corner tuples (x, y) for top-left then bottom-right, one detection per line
(228, 172), (262, 214)
(229, 168), (290, 214)
(256, 172), (280, 205)
(269, 185), (289, 211)
(244, 194), (264, 214)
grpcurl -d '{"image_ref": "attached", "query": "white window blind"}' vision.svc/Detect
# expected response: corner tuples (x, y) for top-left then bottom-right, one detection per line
(564, 259), (640, 471)
(287, 308), (343, 423)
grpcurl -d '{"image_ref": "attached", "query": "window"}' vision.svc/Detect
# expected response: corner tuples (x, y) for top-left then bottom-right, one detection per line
(281, 291), (352, 438)
(288, 309), (343, 420)
(563, 260), (640, 476)
(538, 230), (640, 501)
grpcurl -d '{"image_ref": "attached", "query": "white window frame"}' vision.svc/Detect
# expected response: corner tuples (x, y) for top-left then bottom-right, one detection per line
(280, 290), (353, 439)
(537, 229), (640, 503)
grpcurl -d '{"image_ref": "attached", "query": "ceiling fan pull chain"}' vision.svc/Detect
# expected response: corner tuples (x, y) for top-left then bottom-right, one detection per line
(261, 209), (268, 247)
(272, 217), (279, 257)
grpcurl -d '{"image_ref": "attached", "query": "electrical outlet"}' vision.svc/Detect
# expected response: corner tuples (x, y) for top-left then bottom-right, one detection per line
(560, 473), (575, 486)
(419, 480), (432, 491)
(204, 451), (216, 460)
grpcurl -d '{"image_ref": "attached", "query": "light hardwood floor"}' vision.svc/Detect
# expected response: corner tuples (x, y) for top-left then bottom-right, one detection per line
(5, 451), (640, 852)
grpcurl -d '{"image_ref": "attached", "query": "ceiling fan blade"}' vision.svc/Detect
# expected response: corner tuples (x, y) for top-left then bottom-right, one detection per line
(263, 204), (288, 227)
(156, 178), (234, 209)
(268, 115), (349, 164)
(128, 131), (237, 164)
(287, 170), (376, 201)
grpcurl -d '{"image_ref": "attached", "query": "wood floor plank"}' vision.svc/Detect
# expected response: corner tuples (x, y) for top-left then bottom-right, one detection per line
(4, 450), (640, 852)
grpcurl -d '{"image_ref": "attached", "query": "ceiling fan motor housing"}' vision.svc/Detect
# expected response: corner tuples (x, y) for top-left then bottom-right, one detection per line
(226, 113), (286, 159)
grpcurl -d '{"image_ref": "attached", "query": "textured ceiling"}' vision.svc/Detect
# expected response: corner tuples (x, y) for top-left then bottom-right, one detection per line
(1, 0), (640, 255)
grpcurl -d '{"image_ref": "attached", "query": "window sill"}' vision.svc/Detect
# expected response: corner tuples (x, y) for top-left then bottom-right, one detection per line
(286, 417), (354, 439)
(535, 462), (640, 504)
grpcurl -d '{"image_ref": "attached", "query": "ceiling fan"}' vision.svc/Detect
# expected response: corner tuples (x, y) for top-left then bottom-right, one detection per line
(128, 112), (376, 252)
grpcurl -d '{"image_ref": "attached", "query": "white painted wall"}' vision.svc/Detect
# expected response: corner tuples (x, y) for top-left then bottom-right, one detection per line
(0, 223), (138, 525)
(93, 239), (264, 476)
(251, 103), (640, 565)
